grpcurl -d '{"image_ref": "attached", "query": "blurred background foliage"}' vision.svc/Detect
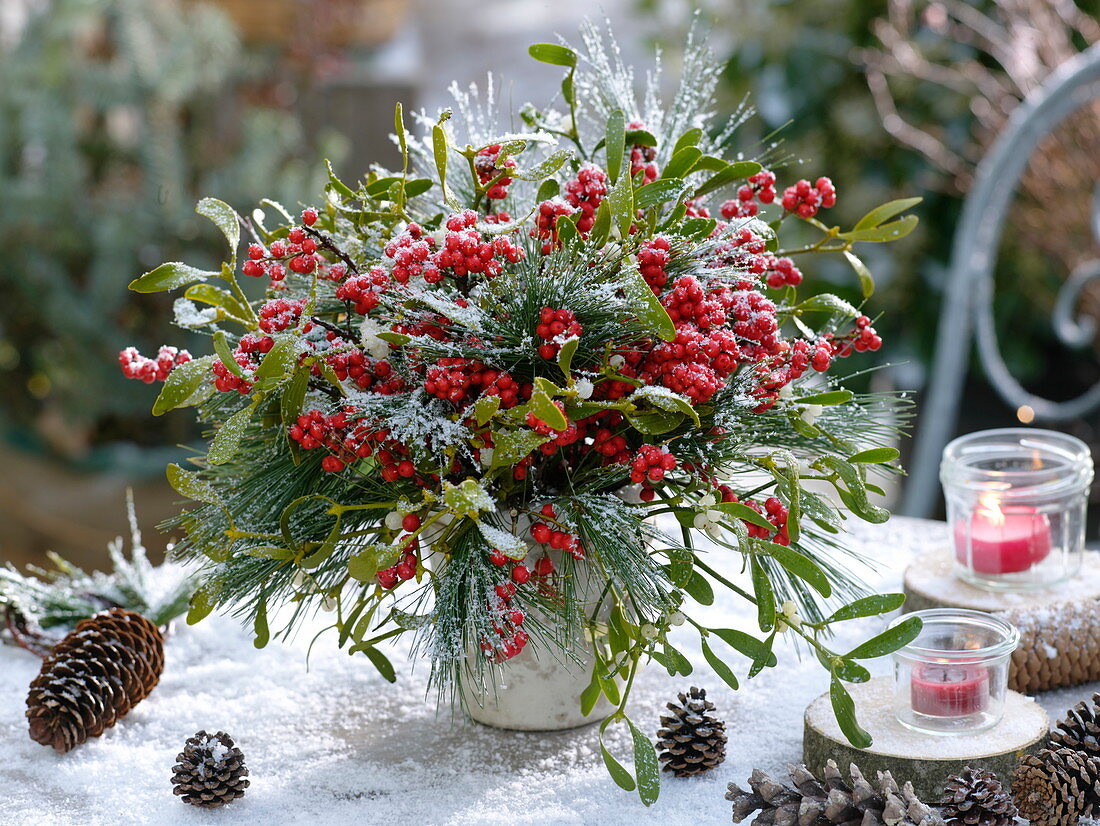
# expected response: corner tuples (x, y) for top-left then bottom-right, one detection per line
(640, 0), (1100, 433)
(0, 0), (340, 469)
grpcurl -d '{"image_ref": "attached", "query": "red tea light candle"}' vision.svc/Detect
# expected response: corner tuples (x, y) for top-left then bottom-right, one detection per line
(953, 494), (1052, 575)
(910, 662), (990, 717)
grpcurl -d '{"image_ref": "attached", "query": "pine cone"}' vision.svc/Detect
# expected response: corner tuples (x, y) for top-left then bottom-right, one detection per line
(656, 686), (727, 777)
(1012, 748), (1100, 826)
(726, 760), (944, 826)
(1051, 694), (1100, 756)
(940, 766), (1016, 826)
(26, 608), (164, 752)
(171, 730), (249, 808)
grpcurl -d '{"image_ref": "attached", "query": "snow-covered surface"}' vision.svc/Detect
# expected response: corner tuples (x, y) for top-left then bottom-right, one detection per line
(1, 517), (1093, 826)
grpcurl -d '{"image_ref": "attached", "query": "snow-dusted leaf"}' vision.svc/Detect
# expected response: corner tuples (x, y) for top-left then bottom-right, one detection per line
(152, 355), (214, 416)
(474, 394), (501, 426)
(632, 385), (700, 426)
(196, 197), (240, 255)
(130, 262), (216, 294)
(443, 479), (494, 516)
(621, 263), (675, 342)
(491, 429), (550, 469)
(628, 718), (660, 806)
(207, 403), (255, 465)
(477, 522), (527, 560)
(166, 463), (223, 506)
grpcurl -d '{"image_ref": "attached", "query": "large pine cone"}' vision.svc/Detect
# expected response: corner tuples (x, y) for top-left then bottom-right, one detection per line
(940, 766), (1016, 826)
(1051, 694), (1100, 756)
(726, 760), (944, 826)
(171, 730), (249, 808)
(1012, 747), (1100, 826)
(26, 608), (164, 752)
(656, 686), (727, 777)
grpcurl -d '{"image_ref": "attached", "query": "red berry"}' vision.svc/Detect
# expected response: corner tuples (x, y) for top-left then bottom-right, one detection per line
(511, 565), (531, 585)
(402, 513), (422, 532)
(534, 556), (554, 577)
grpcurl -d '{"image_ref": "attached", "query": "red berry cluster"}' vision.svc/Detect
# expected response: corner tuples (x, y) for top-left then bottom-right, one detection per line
(425, 358), (526, 408)
(531, 198), (575, 254)
(627, 121), (659, 184)
(212, 333), (274, 394)
(335, 266), (389, 314)
(480, 577), (529, 663)
(765, 257), (802, 289)
(563, 164), (608, 237)
(630, 445), (677, 500)
(525, 402), (584, 454)
(258, 298), (305, 333)
(475, 144), (516, 201)
(535, 307), (583, 359)
(243, 225), (322, 284)
(719, 169), (777, 219)
(528, 504), (584, 559)
(638, 235), (671, 292)
(661, 275), (727, 329)
(118, 345), (192, 383)
(781, 177), (836, 219)
(850, 314), (882, 353)
(328, 349), (402, 393)
(745, 497), (791, 545)
(751, 338), (836, 411)
(376, 539), (419, 589)
(385, 212), (524, 285)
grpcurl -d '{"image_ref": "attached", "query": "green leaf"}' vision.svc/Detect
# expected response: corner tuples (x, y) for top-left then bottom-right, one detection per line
(606, 166), (634, 239)
(166, 463), (223, 506)
(208, 403), (255, 465)
(633, 387), (700, 427)
(767, 542), (832, 597)
(625, 408), (683, 435)
(432, 122), (449, 192)
(474, 394), (501, 426)
(589, 200), (612, 247)
(701, 638), (739, 691)
(832, 659), (871, 683)
(152, 355), (215, 416)
(196, 197), (240, 255)
(848, 447), (901, 464)
(186, 585), (215, 625)
(634, 179), (687, 209)
(213, 331), (246, 379)
(837, 215), (918, 243)
(826, 594), (906, 623)
(709, 627), (778, 668)
(713, 501), (774, 531)
(845, 616), (922, 660)
(853, 197), (922, 231)
(404, 178), (433, 198)
(606, 110), (626, 184)
(684, 569), (714, 606)
(513, 148), (573, 182)
(796, 293), (859, 317)
(557, 336), (580, 378)
(324, 159), (357, 200)
(796, 389), (853, 406)
(830, 677), (872, 748)
(661, 147), (703, 181)
(628, 718), (661, 806)
(843, 250), (875, 299)
(625, 128), (657, 147)
(694, 160), (763, 198)
(359, 645), (397, 682)
(672, 128), (703, 154)
(129, 262), (216, 293)
(581, 673), (603, 716)
(348, 547), (386, 582)
(301, 518), (342, 569)
(750, 557), (776, 631)
(255, 335), (299, 383)
(812, 455), (890, 523)
(253, 596), (270, 649)
(536, 178), (560, 202)
(622, 265), (676, 341)
(184, 283), (251, 322)
(530, 391), (567, 430)
(281, 367), (310, 427)
(528, 43), (577, 67)
(599, 719), (636, 790)
(394, 102), (408, 169)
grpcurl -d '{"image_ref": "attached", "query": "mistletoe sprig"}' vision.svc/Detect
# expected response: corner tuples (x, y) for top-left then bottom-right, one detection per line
(121, 23), (921, 805)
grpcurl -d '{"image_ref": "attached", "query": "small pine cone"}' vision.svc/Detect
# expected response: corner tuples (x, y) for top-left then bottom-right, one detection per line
(656, 686), (727, 777)
(171, 730), (249, 808)
(1012, 748), (1100, 826)
(940, 766), (1016, 826)
(1051, 694), (1100, 756)
(26, 608), (164, 753)
(726, 761), (944, 826)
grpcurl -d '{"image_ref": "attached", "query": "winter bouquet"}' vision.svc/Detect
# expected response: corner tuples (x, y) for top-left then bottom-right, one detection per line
(123, 24), (921, 804)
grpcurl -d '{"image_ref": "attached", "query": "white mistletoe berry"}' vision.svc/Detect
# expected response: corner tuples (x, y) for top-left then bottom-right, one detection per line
(777, 600), (803, 632)
(574, 378), (594, 399)
(384, 511), (404, 531)
(801, 404), (823, 426)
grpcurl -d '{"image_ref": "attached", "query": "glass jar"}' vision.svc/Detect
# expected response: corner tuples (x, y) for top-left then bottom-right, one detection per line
(890, 609), (1019, 735)
(941, 428), (1093, 591)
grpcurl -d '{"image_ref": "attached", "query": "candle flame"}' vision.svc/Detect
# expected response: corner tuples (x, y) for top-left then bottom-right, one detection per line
(976, 491), (1005, 527)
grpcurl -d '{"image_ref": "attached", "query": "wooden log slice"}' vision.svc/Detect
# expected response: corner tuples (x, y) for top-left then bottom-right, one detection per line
(804, 677), (1048, 801)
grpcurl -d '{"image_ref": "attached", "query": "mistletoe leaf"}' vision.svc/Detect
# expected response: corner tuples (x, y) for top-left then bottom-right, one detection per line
(130, 262), (216, 294)
(853, 196), (922, 231)
(701, 638), (739, 691)
(208, 403), (255, 465)
(628, 718), (660, 806)
(830, 677), (872, 748)
(606, 109), (626, 183)
(196, 197), (240, 255)
(826, 594), (906, 623)
(845, 616), (922, 660)
(528, 43), (577, 67)
(152, 355), (215, 416)
(166, 463), (223, 506)
(837, 215), (918, 243)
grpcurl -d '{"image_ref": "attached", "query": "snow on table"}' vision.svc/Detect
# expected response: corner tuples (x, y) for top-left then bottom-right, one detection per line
(0, 518), (1090, 826)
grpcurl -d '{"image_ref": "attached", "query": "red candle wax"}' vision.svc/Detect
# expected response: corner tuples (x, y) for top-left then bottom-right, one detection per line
(910, 663), (990, 717)
(953, 504), (1052, 574)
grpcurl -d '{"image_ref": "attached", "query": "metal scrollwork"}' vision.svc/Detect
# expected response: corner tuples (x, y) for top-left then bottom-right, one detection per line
(904, 44), (1100, 517)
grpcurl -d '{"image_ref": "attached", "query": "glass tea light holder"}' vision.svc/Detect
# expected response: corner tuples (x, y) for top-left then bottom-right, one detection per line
(941, 428), (1093, 591)
(890, 609), (1019, 735)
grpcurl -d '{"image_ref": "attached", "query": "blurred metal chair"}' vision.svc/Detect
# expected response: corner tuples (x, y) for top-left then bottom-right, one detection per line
(902, 42), (1100, 518)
